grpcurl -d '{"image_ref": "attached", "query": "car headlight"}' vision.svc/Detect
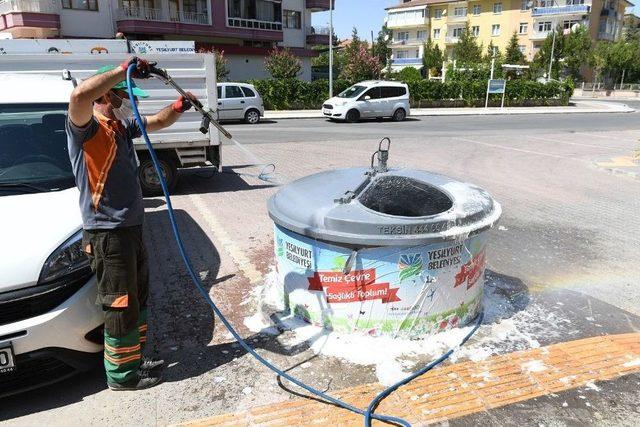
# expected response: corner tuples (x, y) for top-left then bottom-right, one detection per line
(39, 230), (91, 284)
(335, 101), (348, 107)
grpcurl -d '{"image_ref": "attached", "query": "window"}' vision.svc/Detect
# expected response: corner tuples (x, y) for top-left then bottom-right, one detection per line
(434, 9), (443, 19)
(472, 26), (480, 37)
(217, 86), (222, 99)
(361, 87), (382, 100)
(566, 0), (585, 4)
(493, 2), (502, 14)
(62, 0), (98, 10)
(396, 50), (408, 59)
(492, 24), (500, 36)
(417, 30), (427, 40)
(381, 87), (406, 98)
(563, 19), (580, 30)
(283, 10), (301, 29)
(472, 5), (481, 15)
(454, 7), (467, 17)
(519, 22), (528, 34)
(228, 0), (282, 23)
(518, 45), (526, 54)
(224, 86), (245, 98)
(538, 21), (552, 32)
(491, 45), (499, 55)
(433, 28), (441, 39)
(396, 31), (410, 41)
(241, 86), (256, 97)
(452, 27), (464, 37)
(520, 0), (530, 11)
(338, 85), (367, 98)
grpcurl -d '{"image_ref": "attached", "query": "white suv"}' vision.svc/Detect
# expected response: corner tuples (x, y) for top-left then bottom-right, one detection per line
(216, 83), (265, 124)
(322, 80), (410, 123)
(0, 74), (103, 397)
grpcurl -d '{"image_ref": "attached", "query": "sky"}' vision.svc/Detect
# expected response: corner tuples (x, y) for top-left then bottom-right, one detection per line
(311, 0), (397, 41)
(312, 0), (640, 41)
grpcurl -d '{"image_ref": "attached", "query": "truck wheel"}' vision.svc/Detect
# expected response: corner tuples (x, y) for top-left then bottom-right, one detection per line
(244, 109), (261, 124)
(138, 156), (177, 197)
(392, 108), (407, 122)
(345, 109), (360, 123)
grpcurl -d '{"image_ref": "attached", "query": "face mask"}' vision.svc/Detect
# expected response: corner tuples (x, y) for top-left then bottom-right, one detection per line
(111, 93), (134, 121)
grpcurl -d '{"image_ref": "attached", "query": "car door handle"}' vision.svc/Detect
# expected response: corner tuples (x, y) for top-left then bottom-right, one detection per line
(240, 101), (245, 104)
(218, 102), (222, 105)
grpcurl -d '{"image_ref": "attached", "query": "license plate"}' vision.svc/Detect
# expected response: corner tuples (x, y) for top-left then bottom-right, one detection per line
(0, 344), (16, 374)
(323, 109), (331, 115)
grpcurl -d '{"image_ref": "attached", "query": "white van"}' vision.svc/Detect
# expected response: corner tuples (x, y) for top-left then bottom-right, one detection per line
(322, 81), (410, 123)
(0, 74), (103, 397)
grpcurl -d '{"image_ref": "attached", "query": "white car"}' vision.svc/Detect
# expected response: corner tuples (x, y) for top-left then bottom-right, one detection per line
(322, 80), (410, 123)
(216, 83), (265, 124)
(0, 74), (103, 397)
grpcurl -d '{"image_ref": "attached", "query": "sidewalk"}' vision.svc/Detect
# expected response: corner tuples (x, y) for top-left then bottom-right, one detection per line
(264, 100), (635, 120)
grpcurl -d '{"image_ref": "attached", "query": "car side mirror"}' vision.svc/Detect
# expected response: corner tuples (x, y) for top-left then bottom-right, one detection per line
(364, 95), (371, 101)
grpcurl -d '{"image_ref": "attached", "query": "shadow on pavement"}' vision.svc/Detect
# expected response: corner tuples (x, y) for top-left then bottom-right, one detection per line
(174, 166), (276, 196)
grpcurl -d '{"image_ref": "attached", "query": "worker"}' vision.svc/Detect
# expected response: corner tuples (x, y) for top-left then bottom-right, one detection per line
(66, 57), (196, 391)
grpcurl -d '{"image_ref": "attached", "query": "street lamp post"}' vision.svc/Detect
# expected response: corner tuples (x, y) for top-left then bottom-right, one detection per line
(548, 26), (557, 81)
(329, 0), (334, 98)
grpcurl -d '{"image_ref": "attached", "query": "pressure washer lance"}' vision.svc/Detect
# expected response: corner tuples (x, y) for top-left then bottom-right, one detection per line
(148, 65), (281, 184)
(133, 63), (483, 427)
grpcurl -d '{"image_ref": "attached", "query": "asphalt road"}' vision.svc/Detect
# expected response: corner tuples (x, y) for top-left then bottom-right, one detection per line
(2, 108), (639, 426)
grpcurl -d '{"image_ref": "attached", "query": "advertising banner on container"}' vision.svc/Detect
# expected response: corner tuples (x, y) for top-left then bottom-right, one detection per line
(274, 225), (487, 338)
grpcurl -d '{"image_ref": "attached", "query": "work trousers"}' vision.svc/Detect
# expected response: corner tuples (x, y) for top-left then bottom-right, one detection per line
(83, 225), (149, 384)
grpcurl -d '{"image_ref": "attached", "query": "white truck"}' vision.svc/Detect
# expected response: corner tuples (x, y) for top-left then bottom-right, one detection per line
(0, 41), (221, 196)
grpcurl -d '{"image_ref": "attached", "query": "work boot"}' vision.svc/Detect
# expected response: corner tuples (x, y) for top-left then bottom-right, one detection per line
(107, 369), (162, 391)
(140, 356), (164, 371)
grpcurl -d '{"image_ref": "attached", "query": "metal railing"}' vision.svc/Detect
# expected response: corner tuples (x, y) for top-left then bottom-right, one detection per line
(227, 17), (282, 31)
(530, 30), (551, 39)
(0, 0), (59, 14)
(116, 6), (209, 25)
(597, 31), (615, 41)
(532, 4), (590, 16)
(445, 36), (460, 44)
(308, 25), (330, 35)
(448, 14), (468, 22)
(580, 82), (640, 91)
(392, 37), (426, 46)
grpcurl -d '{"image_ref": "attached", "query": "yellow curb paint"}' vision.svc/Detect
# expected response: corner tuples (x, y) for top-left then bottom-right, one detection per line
(189, 193), (263, 284)
(182, 333), (640, 427)
(596, 156), (638, 168)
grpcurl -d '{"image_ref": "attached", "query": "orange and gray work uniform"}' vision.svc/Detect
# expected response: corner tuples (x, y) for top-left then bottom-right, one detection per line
(66, 113), (149, 384)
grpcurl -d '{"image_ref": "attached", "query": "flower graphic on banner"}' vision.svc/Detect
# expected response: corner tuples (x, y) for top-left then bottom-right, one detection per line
(276, 237), (284, 257)
(398, 253), (423, 282)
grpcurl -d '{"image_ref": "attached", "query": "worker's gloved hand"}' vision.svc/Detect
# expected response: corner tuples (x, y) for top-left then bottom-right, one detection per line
(119, 56), (151, 79)
(172, 92), (197, 113)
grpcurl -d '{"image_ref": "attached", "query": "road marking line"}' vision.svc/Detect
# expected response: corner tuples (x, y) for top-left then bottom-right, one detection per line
(189, 193), (263, 284)
(182, 332), (640, 426)
(454, 137), (574, 160)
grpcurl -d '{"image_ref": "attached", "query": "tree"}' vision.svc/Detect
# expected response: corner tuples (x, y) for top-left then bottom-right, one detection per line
(397, 66), (422, 82)
(452, 24), (483, 66)
(344, 27), (364, 61)
(589, 41), (610, 83)
(504, 31), (525, 64)
(532, 24), (591, 80)
(373, 24), (393, 70)
(264, 48), (302, 79)
(215, 50), (230, 81)
(340, 46), (382, 82)
(484, 41), (502, 62)
(423, 39), (444, 77)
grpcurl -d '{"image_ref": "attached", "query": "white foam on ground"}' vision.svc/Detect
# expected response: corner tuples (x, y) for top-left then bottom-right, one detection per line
(521, 359), (548, 373)
(623, 358), (640, 368)
(243, 267), (569, 386)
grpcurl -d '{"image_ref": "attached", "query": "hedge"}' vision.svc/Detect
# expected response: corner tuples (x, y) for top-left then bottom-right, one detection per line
(248, 78), (574, 110)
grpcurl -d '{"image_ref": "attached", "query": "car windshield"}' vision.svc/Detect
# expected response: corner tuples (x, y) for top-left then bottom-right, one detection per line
(0, 103), (75, 196)
(338, 85), (367, 98)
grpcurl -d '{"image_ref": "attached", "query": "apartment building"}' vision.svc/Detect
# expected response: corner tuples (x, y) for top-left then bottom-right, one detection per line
(623, 12), (640, 37)
(0, 0), (331, 80)
(386, 0), (631, 71)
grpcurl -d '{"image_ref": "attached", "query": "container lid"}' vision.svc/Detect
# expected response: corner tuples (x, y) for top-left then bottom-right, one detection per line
(268, 166), (502, 247)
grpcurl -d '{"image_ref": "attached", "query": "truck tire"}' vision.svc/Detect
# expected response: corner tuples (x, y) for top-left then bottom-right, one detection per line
(138, 155), (177, 197)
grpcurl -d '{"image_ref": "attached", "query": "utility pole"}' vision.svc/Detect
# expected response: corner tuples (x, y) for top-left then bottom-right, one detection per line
(547, 0), (558, 82)
(329, 0), (334, 98)
(485, 54), (496, 108)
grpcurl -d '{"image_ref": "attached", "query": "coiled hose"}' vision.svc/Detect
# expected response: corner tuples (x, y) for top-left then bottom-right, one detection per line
(126, 64), (482, 426)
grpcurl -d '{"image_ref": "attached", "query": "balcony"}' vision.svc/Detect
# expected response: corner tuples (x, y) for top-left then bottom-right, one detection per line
(530, 30), (551, 40)
(306, 0), (331, 11)
(306, 25), (330, 45)
(448, 14), (468, 23)
(228, 17), (282, 31)
(445, 36), (460, 44)
(598, 31), (615, 41)
(392, 37), (427, 46)
(531, 4), (590, 16)
(0, 0), (59, 14)
(392, 57), (423, 65)
(116, 6), (209, 25)
(386, 9), (429, 28)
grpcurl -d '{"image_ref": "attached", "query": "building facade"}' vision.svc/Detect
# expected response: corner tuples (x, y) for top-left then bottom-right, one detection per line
(0, 0), (331, 80)
(386, 0), (631, 71)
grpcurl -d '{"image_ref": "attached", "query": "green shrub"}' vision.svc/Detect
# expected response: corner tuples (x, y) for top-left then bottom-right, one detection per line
(397, 67), (422, 82)
(248, 78), (352, 110)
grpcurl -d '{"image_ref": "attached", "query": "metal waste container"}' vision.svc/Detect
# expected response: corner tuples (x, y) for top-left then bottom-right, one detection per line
(267, 139), (502, 337)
